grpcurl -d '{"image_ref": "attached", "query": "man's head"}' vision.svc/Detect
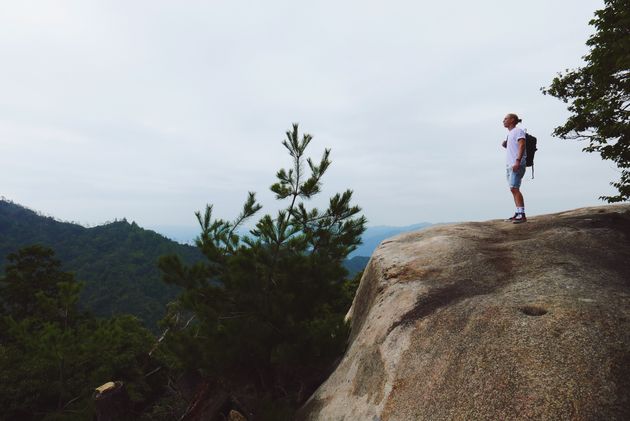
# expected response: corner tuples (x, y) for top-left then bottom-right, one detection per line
(503, 113), (522, 129)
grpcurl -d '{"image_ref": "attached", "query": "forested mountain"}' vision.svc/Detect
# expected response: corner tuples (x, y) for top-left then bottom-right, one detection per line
(0, 199), (202, 330)
(0, 199), (371, 330)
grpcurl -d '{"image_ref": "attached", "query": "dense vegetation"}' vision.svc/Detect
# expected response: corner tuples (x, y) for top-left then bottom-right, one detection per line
(0, 200), (203, 330)
(155, 124), (366, 419)
(0, 200), (369, 334)
(543, 0), (630, 202)
(0, 245), (163, 420)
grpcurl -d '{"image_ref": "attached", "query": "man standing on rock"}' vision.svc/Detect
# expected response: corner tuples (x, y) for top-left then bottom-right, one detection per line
(502, 113), (527, 223)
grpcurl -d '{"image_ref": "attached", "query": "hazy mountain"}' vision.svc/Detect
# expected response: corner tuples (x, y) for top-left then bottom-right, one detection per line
(343, 255), (370, 278)
(148, 224), (201, 245)
(349, 223), (433, 258)
(152, 222), (434, 260)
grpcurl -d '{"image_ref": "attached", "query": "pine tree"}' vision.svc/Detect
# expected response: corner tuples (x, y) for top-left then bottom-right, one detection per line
(0, 246), (158, 420)
(157, 124), (366, 417)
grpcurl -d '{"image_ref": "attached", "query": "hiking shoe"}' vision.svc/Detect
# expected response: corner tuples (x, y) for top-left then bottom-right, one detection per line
(505, 213), (518, 222)
(512, 213), (527, 224)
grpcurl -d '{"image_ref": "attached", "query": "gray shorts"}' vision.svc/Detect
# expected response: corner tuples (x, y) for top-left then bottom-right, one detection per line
(506, 163), (526, 189)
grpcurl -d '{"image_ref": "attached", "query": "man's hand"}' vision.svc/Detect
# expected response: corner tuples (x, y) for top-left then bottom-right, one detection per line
(512, 161), (521, 172)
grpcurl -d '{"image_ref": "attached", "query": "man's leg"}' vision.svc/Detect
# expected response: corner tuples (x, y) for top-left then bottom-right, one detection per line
(506, 165), (526, 222)
(510, 187), (524, 208)
(510, 187), (527, 223)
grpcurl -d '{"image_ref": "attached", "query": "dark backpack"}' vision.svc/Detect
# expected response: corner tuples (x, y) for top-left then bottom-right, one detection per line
(525, 133), (537, 178)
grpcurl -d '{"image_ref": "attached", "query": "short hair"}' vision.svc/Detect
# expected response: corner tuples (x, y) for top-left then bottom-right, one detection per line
(508, 113), (522, 124)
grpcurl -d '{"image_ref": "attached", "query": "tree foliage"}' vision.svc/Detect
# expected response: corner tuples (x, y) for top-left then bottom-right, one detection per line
(543, 0), (630, 202)
(0, 201), (203, 330)
(0, 246), (159, 421)
(157, 124), (366, 418)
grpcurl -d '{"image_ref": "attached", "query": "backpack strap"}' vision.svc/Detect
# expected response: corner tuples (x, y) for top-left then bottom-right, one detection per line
(531, 164), (534, 179)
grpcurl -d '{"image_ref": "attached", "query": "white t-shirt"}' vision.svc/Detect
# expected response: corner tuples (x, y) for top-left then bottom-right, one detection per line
(506, 127), (527, 165)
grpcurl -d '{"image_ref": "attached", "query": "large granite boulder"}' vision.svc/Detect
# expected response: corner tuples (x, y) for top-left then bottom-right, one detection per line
(299, 205), (630, 420)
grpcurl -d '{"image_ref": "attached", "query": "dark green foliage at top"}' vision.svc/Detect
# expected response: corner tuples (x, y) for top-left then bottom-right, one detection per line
(157, 124), (367, 418)
(0, 200), (203, 330)
(543, 0), (630, 202)
(0, 245), (160, 421)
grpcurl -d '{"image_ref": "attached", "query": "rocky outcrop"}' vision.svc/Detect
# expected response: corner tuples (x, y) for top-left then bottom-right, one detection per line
(299, 205), (630, 420)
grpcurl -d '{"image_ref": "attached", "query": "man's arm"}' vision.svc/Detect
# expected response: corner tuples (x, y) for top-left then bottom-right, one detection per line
(512, 138), (526, 171)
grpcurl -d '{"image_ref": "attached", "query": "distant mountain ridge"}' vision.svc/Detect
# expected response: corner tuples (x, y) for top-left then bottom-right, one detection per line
(0, 199), (202, 330)
(349, 223), (433, 257)
(150, 223), (436, 280)
(152, 222), (434, 259)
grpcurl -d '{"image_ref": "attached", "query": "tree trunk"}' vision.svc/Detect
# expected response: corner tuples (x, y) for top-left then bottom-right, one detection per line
(94, 381), (131, 421)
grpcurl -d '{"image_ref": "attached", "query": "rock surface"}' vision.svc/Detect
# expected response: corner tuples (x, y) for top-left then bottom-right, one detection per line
(299, 205), (630, 420)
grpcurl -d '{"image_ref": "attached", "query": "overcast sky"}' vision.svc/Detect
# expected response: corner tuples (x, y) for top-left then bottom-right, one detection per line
(0, 0), (617, 235)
